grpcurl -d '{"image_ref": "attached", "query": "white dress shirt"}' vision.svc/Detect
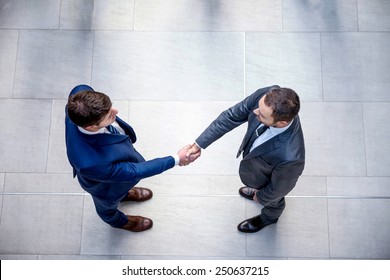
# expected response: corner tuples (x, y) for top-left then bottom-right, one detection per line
(249, 119), (294, 153)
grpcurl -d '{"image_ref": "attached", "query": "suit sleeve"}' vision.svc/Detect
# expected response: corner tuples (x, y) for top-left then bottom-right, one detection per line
(195, 86), (278, 149)
(79, 156), (175, 183)
(255, 160), (304, 206)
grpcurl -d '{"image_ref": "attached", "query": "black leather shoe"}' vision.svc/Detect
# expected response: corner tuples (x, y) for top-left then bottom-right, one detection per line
(237, 215), (277, 233)
(239, 186), (257, 200)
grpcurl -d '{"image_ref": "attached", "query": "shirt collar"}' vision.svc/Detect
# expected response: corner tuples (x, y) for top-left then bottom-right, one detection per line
(78, 126), (107, 135)
(269, 118), (294, 135)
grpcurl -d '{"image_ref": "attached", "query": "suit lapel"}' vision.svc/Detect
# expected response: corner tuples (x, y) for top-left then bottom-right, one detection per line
(242, 115), (299, 160)
(116, 116), (137, 143)
(244, 136), (280, 160)
(237, 113), (262, 157)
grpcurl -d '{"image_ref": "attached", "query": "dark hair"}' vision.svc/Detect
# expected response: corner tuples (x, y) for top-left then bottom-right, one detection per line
(264, 87), (300, 122)
(67, 90), (112, 127)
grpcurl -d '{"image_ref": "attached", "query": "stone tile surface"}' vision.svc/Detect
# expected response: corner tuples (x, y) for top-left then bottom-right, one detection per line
(299, 102), (366, 176)
(0, 0), (389, 261)
(0, 99), (52, 172)
(81, 195), (246, 257)
(0, 30), (18, 98)
(92, 32), (244, 101)
(328, 199), (390, 258)
(246, 198), (329, 258)
(0, 0), (60, 29)
(14, 30), (93, 99)
(358, 0), (390, 31)
(283, 0), (358, 31)
(363, 103), (390, 176)
(0, 194), (83, 255)
(134, 0), (282, 31)
(322, 33), (390, 101)
(246, 33), (322, 101)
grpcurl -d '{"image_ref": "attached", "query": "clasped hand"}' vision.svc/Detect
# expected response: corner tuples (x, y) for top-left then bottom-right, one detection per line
(177, 143), (201, 166)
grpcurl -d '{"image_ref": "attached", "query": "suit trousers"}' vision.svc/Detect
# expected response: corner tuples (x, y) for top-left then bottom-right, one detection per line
(260, 197), (286, 224)
(91, 195), (129, 228)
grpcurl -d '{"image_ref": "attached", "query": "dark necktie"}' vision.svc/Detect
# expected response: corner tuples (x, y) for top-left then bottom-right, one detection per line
(243, 124), (269, 156)
(254, 124), (269, 138)
(106, 125), (121, 135)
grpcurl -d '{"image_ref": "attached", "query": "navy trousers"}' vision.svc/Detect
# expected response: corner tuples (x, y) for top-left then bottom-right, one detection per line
(68, 84), (129, 228)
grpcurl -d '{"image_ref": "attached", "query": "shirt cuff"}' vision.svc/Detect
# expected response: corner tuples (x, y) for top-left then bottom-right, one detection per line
(194, 141), (203, 150)
(172, 154), (180, 166)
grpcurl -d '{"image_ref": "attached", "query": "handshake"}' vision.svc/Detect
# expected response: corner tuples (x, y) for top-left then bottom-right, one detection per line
(177, 143), (202, 166)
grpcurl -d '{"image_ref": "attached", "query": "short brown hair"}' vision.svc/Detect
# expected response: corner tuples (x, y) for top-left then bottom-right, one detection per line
(264, 87), (300, 123)
(67, 90), (112, 127)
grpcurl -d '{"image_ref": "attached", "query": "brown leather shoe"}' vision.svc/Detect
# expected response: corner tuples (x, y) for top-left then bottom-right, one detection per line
(122, 215), (153, 232)
(121, 187), (153, 202)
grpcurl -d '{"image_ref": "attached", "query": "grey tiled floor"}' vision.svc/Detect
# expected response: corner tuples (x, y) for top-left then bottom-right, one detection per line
(0, 0), (389, 260)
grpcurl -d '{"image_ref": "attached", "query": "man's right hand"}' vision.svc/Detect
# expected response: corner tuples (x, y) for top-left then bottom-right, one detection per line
(185, 143), (201, 162)
(177, 144), (201, 166)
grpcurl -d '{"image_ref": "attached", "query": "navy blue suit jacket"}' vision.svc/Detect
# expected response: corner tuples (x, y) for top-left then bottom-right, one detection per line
(65, 85), (175, 202)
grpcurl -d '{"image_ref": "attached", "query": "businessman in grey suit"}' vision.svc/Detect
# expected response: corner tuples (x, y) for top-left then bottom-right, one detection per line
(186, 85), (305, 233)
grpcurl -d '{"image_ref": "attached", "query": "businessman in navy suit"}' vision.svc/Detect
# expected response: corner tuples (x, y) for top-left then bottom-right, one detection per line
(186, 86), (305, 233)
(65, 85), (198, 232)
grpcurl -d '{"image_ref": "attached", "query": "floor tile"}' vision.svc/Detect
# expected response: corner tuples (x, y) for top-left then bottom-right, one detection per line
(283, 0), (358, 31)
(0, 174), (3, 221)
(0, 0), (60, 29)
(0, 194), (83, 254)
(81, 195), (246, 256)
(358, 0), (390, 31)
(363, 103), (390, 176)
(39, 255), (121, 260)
(141, 174), (242, 196)
(299, 102), (366, 176)
(4, 173), (81, 194)
(119, 255), (278, 260)
(92, 0), (134, 30)
(47, 100), (72, 174)
(134, 0), (282, 31)
(92, 31), (244, 101)
(246, 33), (322, 101)
(13, 30), (93, 99)
(0, 174), (4, 193)
(59, 0), (94, 30)
(328, 199), (390, 258)
(288, 176), (326, 197)
(129, 101), (246, 175)
(0, 99), (52, 172)
(0, 255), (38, 260)
(0, 0), (389, 261)
(327, 177), (390, 197)
(60, 0), (134, 30)
(0, 30), (18, 98)
(322, 33), (390, 101)
(246, 198), (329, 258)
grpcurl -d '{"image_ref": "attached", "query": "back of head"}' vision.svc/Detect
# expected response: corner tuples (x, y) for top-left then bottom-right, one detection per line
(67, 90), (112, 128)
(264, 87), (300, 123)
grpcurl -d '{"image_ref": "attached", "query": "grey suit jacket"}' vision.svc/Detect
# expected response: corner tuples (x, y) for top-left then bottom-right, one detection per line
(196, 86), (305, 206)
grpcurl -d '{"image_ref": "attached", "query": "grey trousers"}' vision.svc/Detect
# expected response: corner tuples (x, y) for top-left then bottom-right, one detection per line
(260, 197), (286, 224)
